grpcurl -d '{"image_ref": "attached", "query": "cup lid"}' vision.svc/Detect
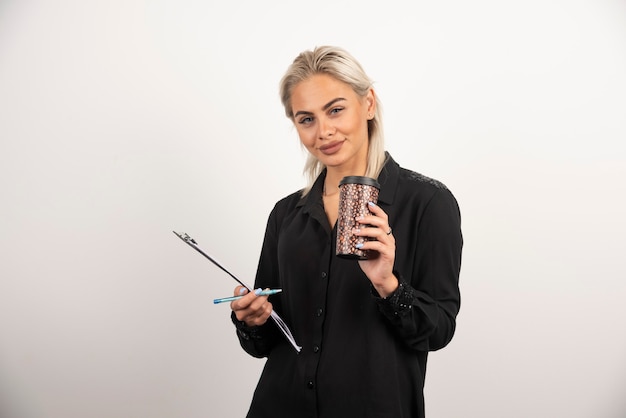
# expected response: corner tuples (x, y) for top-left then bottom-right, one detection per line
(339, 176), (380, 189)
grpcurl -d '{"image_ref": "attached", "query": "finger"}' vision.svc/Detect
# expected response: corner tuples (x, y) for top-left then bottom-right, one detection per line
(362, 203), (394, 239)
(356, 238), (394, 255)
(235, 299), (273, 326)
(233, 285), (249, 296)
(248, 290), (271, 310)
(355, 215), (387, 232)
(231, 288), (269, 311)
(356, 202), (388, 227)
(354, 223), (395, 242)
(366, 201), (388, 218)
(230, 288), (259, 310)
(250, 301), (273, 324)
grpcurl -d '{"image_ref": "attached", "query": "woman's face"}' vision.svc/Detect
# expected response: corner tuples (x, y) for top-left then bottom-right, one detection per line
(290, 74), (375, 172)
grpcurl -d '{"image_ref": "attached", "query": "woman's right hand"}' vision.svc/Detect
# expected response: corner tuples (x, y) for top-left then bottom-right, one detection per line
(231, 286), (273, 327)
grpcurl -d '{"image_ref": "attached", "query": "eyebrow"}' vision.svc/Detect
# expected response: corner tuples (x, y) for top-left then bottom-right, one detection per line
(293, 97), (346, 118)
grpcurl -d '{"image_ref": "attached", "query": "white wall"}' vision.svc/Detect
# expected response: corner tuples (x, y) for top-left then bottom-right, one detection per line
(1, 1), (625, 417)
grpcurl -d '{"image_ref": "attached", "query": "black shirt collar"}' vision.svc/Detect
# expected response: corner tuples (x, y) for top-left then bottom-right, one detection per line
(297, 152), (399, 212)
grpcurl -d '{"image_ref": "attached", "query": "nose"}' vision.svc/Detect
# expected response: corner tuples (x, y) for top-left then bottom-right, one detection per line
(317, 116), (335, 139)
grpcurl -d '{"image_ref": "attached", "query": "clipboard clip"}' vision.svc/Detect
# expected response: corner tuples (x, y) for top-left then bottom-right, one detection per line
(174, 231), (197, 245)
(173, 230), (249, 289)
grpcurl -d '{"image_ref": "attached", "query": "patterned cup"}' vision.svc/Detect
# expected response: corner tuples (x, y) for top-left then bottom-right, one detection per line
(336, 176), (380, 259)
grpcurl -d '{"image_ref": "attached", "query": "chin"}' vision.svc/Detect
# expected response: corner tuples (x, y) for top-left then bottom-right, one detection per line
(320, 155), (348, 168)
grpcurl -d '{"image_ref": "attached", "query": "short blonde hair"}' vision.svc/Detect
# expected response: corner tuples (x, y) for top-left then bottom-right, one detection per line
(279, 46), (386, 195)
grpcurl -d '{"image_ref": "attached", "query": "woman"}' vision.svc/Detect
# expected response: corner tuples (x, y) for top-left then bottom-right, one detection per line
(230, 46), (463, 418)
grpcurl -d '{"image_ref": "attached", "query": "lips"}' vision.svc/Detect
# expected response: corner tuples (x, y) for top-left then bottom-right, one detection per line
(319, 140), (344, 155)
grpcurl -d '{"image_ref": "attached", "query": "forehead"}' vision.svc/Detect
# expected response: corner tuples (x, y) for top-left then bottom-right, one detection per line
(290, 74), (358, 110)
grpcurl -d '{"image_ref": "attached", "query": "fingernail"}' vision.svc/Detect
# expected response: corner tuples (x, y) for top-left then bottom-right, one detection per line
(254, 288), (263, 295)
(368, 201), (376, 207)
(355, 243), (364, 249)
(353, 228), (361, 234)
(239, 288), (248, 295)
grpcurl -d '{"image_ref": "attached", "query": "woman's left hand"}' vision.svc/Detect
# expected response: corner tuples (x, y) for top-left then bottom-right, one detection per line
(354, 202), (399, 298)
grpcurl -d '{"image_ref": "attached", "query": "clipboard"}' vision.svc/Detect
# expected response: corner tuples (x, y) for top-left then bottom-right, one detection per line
(173, 231), (302, 353)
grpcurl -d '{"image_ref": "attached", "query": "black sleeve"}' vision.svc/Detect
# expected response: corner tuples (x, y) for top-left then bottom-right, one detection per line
(374, 188), (463, 351)
(231, 311), (280, 358)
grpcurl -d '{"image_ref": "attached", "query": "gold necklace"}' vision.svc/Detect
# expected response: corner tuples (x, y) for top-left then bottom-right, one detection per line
(323, 184), (339, 197)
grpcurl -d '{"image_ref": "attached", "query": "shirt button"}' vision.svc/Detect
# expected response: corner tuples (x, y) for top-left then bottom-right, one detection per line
(313, 345), (320, 353)
(315, 308), (323, 317)
(307, 381), (315, 389)
(321, 272), (327, 279)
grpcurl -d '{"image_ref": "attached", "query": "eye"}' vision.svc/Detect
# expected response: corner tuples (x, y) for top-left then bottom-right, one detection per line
(298, 116), (314, 125)
(329, 107), (344, 115)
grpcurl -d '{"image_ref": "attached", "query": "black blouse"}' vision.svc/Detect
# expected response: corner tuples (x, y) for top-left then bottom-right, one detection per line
(232, 154), (463, 418)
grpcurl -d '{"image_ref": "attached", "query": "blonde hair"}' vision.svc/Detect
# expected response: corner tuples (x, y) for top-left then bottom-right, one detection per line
(279, 46), (386, 195)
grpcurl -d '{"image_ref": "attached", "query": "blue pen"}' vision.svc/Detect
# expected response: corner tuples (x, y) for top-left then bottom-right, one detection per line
(213, 289), (283, 304)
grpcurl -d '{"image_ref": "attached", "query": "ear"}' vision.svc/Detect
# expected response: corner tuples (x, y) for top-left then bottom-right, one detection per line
(365, 88), (376, 119)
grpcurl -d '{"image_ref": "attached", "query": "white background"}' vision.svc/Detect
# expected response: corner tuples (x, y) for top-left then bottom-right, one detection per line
(1, 1), (625, 417)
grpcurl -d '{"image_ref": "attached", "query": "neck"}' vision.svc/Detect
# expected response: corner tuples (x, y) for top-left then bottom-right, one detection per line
(323, 182), (340, 197)
(323, 164), (367, 197)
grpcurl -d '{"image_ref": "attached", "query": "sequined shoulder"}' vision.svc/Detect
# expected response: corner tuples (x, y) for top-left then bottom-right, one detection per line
(405, 169), (448, 190)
